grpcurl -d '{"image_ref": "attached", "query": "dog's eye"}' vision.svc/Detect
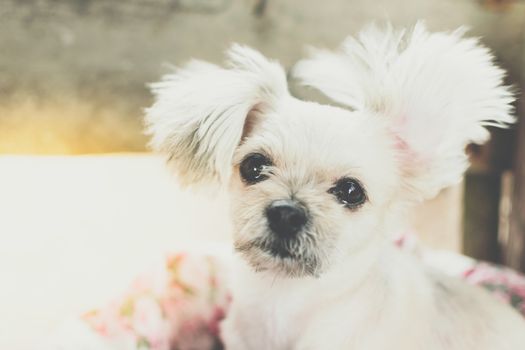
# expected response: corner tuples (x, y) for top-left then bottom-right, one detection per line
(239, 153), (272, 184)
(328, 177), (367, 209)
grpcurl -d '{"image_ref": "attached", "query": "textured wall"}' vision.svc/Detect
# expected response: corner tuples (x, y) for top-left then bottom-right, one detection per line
(1, 0), (524, 153)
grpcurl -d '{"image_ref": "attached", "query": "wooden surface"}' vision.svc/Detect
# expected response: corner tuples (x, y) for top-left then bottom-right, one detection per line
(463, 172), (502, 263)
(506, 97), (525, 272)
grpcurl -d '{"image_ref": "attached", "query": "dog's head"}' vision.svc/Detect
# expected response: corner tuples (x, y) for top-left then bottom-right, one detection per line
(146, 23), (514, 278)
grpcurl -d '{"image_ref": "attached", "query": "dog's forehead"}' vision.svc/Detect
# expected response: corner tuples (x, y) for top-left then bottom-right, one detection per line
(283, 100), (369, 141)
(263, 100), (390, 166)
(236, 99), (400, 204)
(240, 99), (398, 191)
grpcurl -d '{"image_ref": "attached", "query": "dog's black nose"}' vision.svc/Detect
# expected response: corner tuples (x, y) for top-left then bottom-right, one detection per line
(266, 200), (307, 238)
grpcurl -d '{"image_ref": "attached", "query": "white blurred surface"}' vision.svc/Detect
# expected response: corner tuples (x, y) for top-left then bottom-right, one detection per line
(0, 154), (460, 349)
(0, 154), (231, 350)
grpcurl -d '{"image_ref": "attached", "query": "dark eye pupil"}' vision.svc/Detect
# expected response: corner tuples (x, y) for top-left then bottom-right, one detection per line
(240, 153), (272, 184)
(329, 178), (366, 208)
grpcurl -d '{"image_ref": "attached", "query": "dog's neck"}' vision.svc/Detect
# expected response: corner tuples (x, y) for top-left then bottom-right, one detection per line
(225, 234), (421, 349)
(231, 231), (391, 303)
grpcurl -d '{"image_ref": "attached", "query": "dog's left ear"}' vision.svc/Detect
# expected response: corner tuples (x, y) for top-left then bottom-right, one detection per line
(294, 22), (515, 201)
(145, 45), (289, 186)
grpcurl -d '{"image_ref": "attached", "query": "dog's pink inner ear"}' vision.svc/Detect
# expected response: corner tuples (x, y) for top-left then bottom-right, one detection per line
(389, 121), (435, 166)
(240, 103), (264, 144)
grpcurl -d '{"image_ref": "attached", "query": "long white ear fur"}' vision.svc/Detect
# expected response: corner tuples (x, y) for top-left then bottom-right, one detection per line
(294, 22), (515, 199)
(145, 45), (288, 186)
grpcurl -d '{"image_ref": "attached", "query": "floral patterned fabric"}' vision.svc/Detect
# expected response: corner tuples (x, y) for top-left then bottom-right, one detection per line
(463, 262), (525, 316)
(50, 239), (525, 350)
(81, 252), (231, 350)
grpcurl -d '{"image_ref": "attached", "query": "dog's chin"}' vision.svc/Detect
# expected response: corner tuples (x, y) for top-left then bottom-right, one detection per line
(234, 237), (323, 278)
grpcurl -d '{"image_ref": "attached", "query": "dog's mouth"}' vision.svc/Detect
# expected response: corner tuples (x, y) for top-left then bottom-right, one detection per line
(267, 243), (296, 259)
(258, 238), (298, 259)
(237, 236), (300, 259)
(234, 236), (322, 277)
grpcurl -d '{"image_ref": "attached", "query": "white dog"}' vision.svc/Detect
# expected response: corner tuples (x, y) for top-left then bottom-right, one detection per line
(146, 23), (525, 349)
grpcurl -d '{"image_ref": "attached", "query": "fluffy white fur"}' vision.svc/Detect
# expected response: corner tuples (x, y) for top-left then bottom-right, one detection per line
(294, 22), (515, 200)
(146, 23), (525, 350)
(146, 45), (288, 185)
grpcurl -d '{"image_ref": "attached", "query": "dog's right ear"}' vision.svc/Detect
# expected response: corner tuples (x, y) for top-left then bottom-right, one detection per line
(294, 22), (515, 201)
(145, 45), (289, 186)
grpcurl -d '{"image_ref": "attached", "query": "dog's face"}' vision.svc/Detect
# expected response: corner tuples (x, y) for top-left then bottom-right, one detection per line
(146, 25), (513, 278)
(230, 101), (399, 277)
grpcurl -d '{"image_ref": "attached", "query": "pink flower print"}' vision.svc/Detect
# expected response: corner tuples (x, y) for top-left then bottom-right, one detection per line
(131, 296), (171, 350)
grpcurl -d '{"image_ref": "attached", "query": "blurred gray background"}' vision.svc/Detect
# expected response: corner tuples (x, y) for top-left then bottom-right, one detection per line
(1, 0), (523, 154)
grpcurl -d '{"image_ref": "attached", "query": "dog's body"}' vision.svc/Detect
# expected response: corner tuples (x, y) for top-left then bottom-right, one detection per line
(222, 246), (525, 349)
(146, 22), (525, 349)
